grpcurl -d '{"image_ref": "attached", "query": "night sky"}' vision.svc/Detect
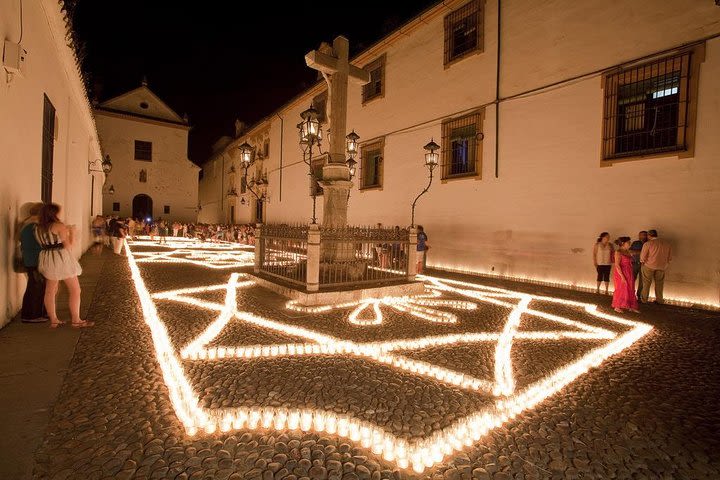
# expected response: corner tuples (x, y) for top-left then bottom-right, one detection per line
(73, 0), (439, 165)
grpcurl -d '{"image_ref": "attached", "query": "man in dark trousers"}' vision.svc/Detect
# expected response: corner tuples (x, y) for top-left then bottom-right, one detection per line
(19, 202), (47, 322)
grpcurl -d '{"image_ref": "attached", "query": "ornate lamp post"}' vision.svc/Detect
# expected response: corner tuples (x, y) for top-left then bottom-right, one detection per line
(410, 139), (439, 227)
(238, 141), (270, 209)
(298, 105), (323, 224)
(88, 154), (113, 175)
(345, 130), (360, 201)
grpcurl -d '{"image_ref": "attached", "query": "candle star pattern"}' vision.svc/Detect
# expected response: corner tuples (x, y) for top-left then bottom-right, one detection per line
(125, 240), (652, 474)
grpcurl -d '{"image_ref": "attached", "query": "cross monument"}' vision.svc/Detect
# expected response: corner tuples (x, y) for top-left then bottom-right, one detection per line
(305, 36), (369, 228)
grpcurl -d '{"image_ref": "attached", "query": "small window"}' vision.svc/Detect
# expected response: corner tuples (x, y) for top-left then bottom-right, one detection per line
(444, 0), (484, 66)
(310, 157), (325, 196)
(313, 92), (328, 124)
(139, 102), (149, 109)
(112, 202), (120, 212)
(360, 141), (384, 189)
(263, 140), (270, 158)
(442, 112), (482, 179)
(362, 55), (386, 103)
(164, 205), (170, 214)
(135, 140), (152, 161)
(602, 52), (691, 160)
(139, 169), (147, 183)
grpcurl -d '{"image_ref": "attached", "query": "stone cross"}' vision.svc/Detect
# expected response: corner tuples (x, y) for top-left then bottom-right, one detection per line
(305, 36), (369, 229)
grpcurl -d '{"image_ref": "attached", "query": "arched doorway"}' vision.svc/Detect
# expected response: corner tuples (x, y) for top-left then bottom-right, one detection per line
(133, 194), (153, 221)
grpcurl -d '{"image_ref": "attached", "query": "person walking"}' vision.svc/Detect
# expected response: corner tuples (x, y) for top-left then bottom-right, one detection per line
(640, 229), (672, 304)
(35, 203), (93, 328)
(593, 232), (613, 295)
(416, 225), (429, 274)
(629, 231), (648, 300)
(18, 203), (47, 322)
(611, 237), (640, 314)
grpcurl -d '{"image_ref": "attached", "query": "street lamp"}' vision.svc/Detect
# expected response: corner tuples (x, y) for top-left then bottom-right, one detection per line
(298, 105), (324, 224)
(345, 130), (361, 202)
(237, 141), (269, 217)
(410, 139), (440, 227)
(88, 154), (113, 175)
(346, 130), (360, 158)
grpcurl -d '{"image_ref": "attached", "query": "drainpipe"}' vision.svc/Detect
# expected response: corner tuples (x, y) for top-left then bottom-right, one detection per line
(495, 0), (501, 178)
(275, 113), (284, 202)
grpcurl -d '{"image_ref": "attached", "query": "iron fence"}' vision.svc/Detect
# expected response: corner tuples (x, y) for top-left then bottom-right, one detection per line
(319, 226), (409, 288)
(258, 224), (308, 286)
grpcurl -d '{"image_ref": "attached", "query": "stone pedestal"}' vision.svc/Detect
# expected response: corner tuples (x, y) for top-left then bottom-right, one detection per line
(306, 224), (320, 292)
(407, 228), (418, 281)
(254, 223), (263, 274)
(319, 163), (351, 228)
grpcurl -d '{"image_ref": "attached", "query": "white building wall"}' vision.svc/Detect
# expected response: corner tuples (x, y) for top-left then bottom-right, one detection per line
(205, 0), (720, 308)
(0, 0), (103, 327)
(96, 113), (199, 223)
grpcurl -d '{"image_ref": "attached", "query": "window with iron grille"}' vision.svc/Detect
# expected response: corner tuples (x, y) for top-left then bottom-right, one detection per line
(602, 52), (691, 160)
(442, 113), (481, 178)
(360, 141), (383, 189)
(112, 202), (120, 212)
(444, 0), (483, 66)
(41, 94), (56, 203)
(313, 92), (328, 124)
(134, 140), (152, 161)
(362, 55), (385, 103)
(310, 156), (325, 196)
(164, 205), (170, 214)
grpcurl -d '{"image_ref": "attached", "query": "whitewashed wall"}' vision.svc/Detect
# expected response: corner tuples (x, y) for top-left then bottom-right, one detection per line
(0, 0), (103, 327)
(96, 113), (199, 223)
(204, 0), (720, 308)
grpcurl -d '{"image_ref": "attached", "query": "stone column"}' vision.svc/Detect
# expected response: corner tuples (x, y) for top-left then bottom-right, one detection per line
(407, 228), (418, 281)
(320, 163), (352, 228)
(254, 223), (263, 274)
(306, 224), (320, 292)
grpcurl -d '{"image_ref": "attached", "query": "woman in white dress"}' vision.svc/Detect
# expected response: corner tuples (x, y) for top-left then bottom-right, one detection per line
(35, 203), (94, 328)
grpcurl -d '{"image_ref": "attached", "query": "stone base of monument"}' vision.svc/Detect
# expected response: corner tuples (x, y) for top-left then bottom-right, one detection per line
(249, 273), (425, 306)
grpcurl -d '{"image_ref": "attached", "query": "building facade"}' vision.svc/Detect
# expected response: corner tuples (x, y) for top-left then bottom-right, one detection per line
(95, 84), (199, 223)
(200, 0), (720, 309)
(0, 0), (104, 327)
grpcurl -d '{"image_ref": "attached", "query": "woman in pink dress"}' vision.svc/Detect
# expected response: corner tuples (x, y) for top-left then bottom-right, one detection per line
(612, 236), (640, 313)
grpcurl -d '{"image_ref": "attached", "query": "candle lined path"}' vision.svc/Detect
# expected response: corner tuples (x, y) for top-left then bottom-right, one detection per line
(30, 238), (720, 479)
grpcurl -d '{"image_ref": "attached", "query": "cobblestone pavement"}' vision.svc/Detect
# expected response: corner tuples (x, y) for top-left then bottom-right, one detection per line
(33, 241), (720, 479)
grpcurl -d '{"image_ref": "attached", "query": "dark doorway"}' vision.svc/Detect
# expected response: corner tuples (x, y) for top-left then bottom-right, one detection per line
(41, 94), (55, 203)
(133, 194), (153, 220)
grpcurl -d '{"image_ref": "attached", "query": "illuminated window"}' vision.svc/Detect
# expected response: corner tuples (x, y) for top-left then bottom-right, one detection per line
(442, 112), (482, 179)
(135, 140), (152, 161)
(360, 140), (383, 189)
(444, 0), (483, 66)
(602, 51), (695, 160)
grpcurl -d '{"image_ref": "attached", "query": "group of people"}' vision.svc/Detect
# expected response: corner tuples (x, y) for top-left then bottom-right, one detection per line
(372, 224), (429, 274)
(89, 216), (259, 251)
(17, 203), (93, 328)
(593, 229), (672, 313)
